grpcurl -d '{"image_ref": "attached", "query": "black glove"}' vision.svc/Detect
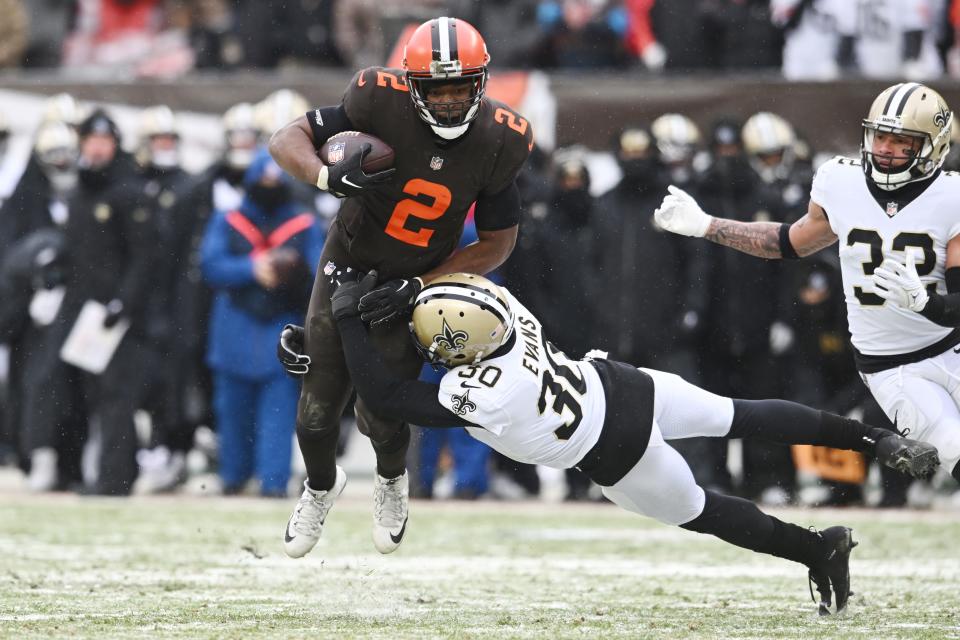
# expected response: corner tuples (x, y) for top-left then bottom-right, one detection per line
(277, 324), (310, 377)
(330, 268), (379, 321)
(358, 277), (423, 326)
(103, 299), (125, 329)
(323, 143), (396, 198)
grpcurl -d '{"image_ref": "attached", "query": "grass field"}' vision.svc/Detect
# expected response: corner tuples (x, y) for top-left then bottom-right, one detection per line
(1, 491), (958, 639)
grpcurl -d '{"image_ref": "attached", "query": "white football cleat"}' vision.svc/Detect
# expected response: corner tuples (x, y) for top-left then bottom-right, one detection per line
(372, 471), (409, 554)
(283, 466), (347, 558)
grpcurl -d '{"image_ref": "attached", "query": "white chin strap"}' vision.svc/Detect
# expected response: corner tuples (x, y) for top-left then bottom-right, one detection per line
(431, 123), (470, 140)
(422, 103), (479, 140)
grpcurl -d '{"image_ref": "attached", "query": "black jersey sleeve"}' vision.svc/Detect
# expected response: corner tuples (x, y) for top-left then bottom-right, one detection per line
(481, 102), (533, 197)
(306, 104), (355, 148)
(919, 267), (960, 327)
(337, 316), (477, 427)
(474, 180), (521, 231)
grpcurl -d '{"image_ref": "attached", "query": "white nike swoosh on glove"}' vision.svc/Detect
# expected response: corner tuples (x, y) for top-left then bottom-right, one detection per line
(341, 175), (361, 189)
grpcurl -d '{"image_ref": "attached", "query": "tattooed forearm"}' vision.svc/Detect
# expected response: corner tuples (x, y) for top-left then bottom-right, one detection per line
(704, 219), (783, 259)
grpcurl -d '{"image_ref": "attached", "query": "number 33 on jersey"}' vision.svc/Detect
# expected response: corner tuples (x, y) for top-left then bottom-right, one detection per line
(813, 156), (960, 356)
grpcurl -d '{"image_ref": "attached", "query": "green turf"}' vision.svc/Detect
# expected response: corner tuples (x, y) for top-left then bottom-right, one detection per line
(1, 495), (958, 639)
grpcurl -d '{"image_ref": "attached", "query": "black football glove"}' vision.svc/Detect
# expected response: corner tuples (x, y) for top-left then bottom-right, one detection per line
(330, 268), (379, 321)
(358, 277), (424, 326)
(317, 143), (396, 198)
(277, 324), (310, 377)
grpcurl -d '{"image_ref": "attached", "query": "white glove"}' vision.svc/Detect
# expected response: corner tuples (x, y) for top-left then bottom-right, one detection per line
(870, 252), (929, 312)
(654, 185), (713, 238)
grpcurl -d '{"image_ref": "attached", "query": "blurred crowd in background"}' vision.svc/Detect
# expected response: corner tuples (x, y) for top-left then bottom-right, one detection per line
(2, 88), (959, 508)
(3, 1), (960, 80)
(3, 0), (960, 509)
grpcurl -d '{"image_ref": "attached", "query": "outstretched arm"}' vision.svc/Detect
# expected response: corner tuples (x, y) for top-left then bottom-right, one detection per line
(706, 200), (838, 258)
(324, 270), (475, 427)
(336, 317), (476, 428)
(655, 185), (838, 259)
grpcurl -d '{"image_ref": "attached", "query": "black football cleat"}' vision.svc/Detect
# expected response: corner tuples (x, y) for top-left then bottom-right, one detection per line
(808, 526), (858, 616)
(873, 433), (940, 481)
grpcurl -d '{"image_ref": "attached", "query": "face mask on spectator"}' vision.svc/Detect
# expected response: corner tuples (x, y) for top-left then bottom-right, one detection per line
(618, 157), (658, 184)
(712, 155), (752, 183)
(248, 183), (290, 211)
(47, 166), (78, 193)
(78, 163), (112, 188)
(554, 187), (592, 227)
(150, 148), (179, 170)
(668, 164), (692, 185)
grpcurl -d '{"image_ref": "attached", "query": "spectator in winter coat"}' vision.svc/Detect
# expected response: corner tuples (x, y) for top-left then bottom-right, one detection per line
(201, 148), (324, 497)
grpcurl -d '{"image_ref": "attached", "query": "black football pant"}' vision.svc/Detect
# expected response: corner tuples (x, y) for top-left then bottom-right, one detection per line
(82, 336), (152, 495)
(296, 261), (421, 491)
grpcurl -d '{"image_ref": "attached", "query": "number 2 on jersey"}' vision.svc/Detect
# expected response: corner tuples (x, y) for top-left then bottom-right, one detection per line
(847, 228), (936, 305)
(385, 178), (452, 247)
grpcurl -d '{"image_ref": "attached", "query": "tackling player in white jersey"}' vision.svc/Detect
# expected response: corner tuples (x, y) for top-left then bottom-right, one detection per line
(277, 269), (937, 615)
(655, 81), (960, 486)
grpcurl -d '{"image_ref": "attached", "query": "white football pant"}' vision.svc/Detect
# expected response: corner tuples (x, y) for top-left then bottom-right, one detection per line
(863, 348), (960, 474)
(601, 368), (734, 526)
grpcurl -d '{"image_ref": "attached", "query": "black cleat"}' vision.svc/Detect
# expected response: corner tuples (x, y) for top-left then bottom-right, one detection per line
(874, 434), (940, 481)
(808, 526), (858, 616)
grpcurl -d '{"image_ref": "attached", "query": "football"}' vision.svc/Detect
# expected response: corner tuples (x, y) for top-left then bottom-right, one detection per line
(318, 131), (395, 173)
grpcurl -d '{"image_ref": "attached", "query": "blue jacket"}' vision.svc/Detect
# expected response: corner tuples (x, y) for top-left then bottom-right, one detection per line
(202, 150), (324, 379)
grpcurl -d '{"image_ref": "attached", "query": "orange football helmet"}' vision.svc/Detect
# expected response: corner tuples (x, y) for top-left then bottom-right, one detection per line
(403, 17), (490, 138)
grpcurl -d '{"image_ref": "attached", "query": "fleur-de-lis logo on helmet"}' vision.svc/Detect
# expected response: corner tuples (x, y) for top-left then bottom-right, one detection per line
(934, 104), (951, 129)
(433, 318), (469, 352)
(450, 389), (477, 415)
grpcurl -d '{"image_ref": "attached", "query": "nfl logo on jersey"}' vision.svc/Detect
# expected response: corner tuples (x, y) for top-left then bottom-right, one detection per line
(430, 156), (444, 171)
(328, 142), (346, 165)
(885, 201), (899, 217)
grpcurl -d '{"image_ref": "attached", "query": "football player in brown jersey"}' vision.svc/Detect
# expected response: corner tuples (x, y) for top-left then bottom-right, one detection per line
(269, 16), (533, 557)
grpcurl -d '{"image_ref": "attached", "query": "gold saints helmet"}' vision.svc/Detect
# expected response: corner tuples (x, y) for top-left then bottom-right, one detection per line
(221, 102), (258, 170)
(862, 82), (953, 191)
(410, 273), (514, 367)
(254, 89), (310, 141)
(651, 113), (701, 164)
(136, 105), (179, 168)
(41, 93), (86, 128)
(741, 112), (796, 184)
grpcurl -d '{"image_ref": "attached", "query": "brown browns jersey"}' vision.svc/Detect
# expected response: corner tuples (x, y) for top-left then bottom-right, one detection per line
(314, 66), (533, 280)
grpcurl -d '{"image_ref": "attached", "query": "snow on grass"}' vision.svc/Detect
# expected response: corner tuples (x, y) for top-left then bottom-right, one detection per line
(1, 494), (958, 639)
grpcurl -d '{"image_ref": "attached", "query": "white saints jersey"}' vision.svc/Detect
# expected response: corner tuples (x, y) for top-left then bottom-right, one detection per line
(854, 0), (943, 80)
(436, 290), (607, 469)
(811, 156), (960, 355)
(773, 0), (856, 81)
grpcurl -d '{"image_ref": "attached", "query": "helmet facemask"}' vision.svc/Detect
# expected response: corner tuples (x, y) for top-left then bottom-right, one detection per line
(861, 83), (953, 191)
(407, 68), (487, 137)
(861, 123), (946, 191)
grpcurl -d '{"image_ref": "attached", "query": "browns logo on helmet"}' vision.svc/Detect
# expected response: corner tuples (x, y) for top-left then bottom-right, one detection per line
(402, 17), (490, 140)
